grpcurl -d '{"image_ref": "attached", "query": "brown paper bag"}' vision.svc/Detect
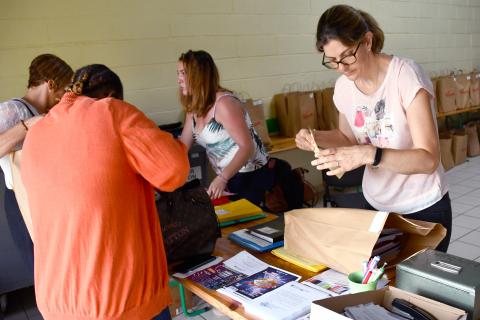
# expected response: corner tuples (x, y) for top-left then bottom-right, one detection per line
(451, 129), (467, 165)
(275, 91), (317, 137)
(455, 74), (471, 109)
(244, 98), (272, 146)
(322, 87), (339, 130)
(9, 150), (34, 241)
(470, 72), (480, 106)
(284, 208), (445, 275)
(465, 122), (480, 157)
(439, 132), (455, 171)
(436, 76), (457, 113)
(313, 90), (329, 130)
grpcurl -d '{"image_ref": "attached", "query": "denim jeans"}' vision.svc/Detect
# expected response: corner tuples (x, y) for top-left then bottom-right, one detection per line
(151, 307), (171, 320)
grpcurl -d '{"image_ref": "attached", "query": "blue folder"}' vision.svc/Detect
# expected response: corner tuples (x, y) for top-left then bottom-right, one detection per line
(228, 229), (284, 252)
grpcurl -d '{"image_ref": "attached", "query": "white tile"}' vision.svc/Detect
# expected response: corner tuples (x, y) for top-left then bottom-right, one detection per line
(464, 188), (480, 197)
(200, 308), (231, 320)
(453, 195), (480, 206)
(173, 314), (204, 320)
(447, 241), (480, 260)
(463, 207), (480, 219)
(450, 184), (476, 196)
(453, 215), (480, 229)
(451, 201), (474, 215)
(450, 225), (475, 241)
(455, 178), (480, 189)
(457, 231), (480, 247)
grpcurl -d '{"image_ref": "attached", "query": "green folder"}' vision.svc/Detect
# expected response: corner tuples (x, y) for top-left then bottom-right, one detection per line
(219, 213), (267, 228)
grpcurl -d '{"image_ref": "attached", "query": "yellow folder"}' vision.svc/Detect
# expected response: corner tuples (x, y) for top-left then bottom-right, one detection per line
(214, 199), (263, 223)
(271, 247), (327, 273)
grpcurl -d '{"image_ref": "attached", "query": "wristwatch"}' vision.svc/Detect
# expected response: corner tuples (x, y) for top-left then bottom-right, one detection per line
(372, 147), (383, 168)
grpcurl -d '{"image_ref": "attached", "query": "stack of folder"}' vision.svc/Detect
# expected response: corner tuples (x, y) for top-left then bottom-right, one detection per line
(214, 199), (266, 227)
(228, 215), (285, 252)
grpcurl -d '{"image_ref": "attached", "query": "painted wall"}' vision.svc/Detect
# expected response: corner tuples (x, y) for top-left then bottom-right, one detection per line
(1, 0), (479, 124)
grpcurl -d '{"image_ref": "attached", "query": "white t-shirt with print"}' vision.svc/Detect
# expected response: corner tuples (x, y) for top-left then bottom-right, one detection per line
(333, 56), (447, 214)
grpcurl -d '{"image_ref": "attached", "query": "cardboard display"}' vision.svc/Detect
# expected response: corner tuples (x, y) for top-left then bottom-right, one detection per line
(311, 286), (467, 320)
(284, 208), (446, 275)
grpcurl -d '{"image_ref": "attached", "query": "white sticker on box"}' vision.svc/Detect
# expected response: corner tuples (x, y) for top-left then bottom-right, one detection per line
(368, 211), (389, 233)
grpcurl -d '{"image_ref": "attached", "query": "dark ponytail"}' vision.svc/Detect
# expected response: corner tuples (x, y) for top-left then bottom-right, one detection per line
(316, 5), (384, 54)
(69, 64), (123, 100)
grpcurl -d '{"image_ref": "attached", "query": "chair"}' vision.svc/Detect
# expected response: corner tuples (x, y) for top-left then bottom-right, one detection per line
(322, 165), (366, 208)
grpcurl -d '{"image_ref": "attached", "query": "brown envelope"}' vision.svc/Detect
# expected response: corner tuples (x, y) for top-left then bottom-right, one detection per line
(284, 208), (446, 275)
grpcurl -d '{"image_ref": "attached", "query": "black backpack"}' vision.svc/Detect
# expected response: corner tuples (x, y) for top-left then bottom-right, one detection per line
(264, 158), (304, 213)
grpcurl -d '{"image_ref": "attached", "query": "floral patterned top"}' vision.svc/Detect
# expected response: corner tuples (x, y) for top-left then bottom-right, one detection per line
(192, 94), (268, 175)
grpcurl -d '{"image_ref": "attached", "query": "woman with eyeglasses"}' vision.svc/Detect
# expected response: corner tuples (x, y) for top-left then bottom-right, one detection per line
(295, 5), (451, 252)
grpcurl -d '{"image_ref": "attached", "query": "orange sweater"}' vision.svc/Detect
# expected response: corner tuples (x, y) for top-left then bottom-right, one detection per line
(21, 93), (189, 320)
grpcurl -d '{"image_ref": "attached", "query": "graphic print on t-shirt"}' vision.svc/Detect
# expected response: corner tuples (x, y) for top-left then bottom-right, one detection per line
(352, 98), (393, 147)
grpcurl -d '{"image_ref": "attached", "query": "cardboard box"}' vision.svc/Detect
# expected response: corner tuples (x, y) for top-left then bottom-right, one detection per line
(311, 286), (467, 320)
(284, 208), (446, 276)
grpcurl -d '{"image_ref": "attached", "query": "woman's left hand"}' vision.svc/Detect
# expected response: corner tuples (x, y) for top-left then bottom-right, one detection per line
(207, 176), (227, 200)
(311, 145), (375, 176)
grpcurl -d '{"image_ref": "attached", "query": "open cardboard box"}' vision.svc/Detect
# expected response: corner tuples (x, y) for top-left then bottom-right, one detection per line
(311, 286), (467, 320)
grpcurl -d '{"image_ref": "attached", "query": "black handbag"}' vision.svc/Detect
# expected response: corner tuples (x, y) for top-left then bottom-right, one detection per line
(156, 179), (221, 263)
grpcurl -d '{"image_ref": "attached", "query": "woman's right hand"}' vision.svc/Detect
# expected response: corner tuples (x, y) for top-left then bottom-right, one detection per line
(295, 129), (315, 151)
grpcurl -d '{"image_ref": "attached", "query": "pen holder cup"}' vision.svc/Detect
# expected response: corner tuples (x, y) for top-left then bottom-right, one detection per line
(348, 271), (377, 294)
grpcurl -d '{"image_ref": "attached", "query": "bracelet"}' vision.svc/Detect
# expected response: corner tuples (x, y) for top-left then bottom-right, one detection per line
(20, 119), (28, 131)
(218, 173), (229, 184)
(372, 147), (383, 168)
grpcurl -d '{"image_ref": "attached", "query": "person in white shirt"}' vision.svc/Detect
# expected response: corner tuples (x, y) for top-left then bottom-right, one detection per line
(295, 5), (451, 252)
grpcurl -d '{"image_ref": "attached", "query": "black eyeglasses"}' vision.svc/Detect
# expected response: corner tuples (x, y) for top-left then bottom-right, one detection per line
(322, 42), (362, 69)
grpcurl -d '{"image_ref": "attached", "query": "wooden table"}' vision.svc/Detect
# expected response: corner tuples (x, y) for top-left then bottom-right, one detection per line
(175, 214), (318, 320)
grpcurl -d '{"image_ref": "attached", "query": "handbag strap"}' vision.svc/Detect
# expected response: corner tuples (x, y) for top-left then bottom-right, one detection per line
(12, 98), (35, 117)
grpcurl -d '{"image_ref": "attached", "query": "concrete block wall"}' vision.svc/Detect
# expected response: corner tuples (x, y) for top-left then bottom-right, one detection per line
(1, 0), (479, 125)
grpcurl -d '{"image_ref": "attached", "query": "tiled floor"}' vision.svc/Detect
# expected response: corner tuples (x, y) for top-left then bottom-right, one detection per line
(3, 157), (480, 319)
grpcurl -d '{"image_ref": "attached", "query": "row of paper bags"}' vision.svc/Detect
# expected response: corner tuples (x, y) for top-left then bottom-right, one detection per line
(440, 121), (480, 171)
(434, 71), (480, 113)
(274, 89), (338, 138)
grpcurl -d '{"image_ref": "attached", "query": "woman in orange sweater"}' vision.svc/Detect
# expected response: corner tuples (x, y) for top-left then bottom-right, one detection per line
(21, 64), (189, 320)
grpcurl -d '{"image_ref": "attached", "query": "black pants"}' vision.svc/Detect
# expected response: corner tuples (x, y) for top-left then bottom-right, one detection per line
(4, 188), (34, 273)
(364, 193), (452, 252)
(227, 165), (275, 207)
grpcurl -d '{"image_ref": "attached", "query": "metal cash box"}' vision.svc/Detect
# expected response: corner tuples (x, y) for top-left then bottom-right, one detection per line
(396, 249), (480, 320)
